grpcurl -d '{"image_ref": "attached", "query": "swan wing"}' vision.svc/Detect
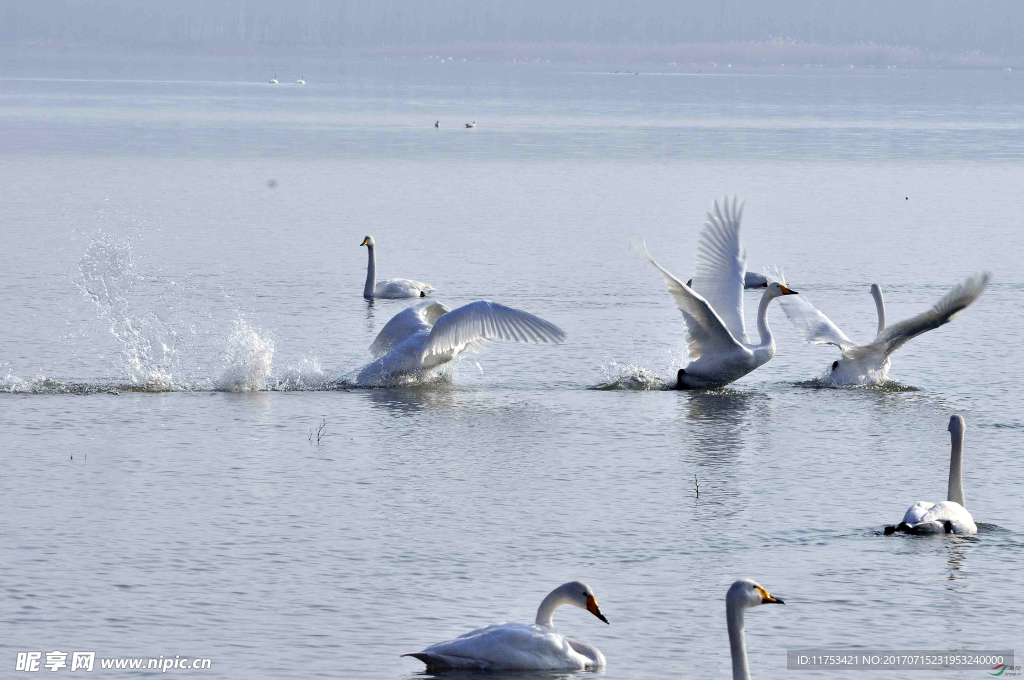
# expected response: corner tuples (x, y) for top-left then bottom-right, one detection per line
(850, 272), (990, 361)
(422, 301), (566, 357)
(690, 197), (749, 344)
(369, 301), (450, 358)
(641, 245), (744, 359)
(777, 293), (857, 351)
(406, 622), (585, 670)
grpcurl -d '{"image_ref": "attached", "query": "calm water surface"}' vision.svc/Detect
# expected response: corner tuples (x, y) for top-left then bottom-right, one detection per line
(1, 56), (1023, 678)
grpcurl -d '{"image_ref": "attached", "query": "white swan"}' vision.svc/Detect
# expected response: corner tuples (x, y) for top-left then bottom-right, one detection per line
(642, 197), (799, 389)
(295, 74), (305, 85)
(778, 273), (990, 384)
(269, 73), (278, 84)
(360, 235), (435, 299)
(886, 415), (977, 535)
(465, 121), (476, 128)
(356, 300), (565, 386)
(403, 581), (608, 671)
(727, 579), (784, 680)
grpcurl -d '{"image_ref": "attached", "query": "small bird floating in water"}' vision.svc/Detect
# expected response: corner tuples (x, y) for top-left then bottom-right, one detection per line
(269, 74), (279, 84)
(295, 74), (305, 85)
(434, 120), (439, 128)
(465, 121), (476, 128)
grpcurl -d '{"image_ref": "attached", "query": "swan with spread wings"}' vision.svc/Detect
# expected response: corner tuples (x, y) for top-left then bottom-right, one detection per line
(355, 300), (565, 386)
(778, 273), (990, 385)
(643, 197), (799, 389)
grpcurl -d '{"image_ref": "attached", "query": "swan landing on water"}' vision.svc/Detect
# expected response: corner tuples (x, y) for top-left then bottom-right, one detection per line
(360, 235), (435, 299)
(886, 415), (977, 535)
(355, 300), (565, 386)
(402, 581), (608, 671)
(727, 579), (784, 680)
(642, 197), (799, 389)
(778, 273), (990, 385)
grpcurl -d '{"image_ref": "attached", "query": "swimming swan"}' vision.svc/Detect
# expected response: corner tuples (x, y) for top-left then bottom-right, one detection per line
(642, 197), (799, 389)
(356, 300), (565, 386)
(727, 579), (784, 680)
(403, 581), (608, 671)
(360, 235), (435, 299)
(885, 415), (977, 535)
(778, 273), (990, 384)
(295, 74), (305, 85)
(269, 74), (278, 84)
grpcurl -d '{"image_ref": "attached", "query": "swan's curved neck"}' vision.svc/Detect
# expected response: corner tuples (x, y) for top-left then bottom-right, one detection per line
(754, 288), (777, 354)
(363, 245), (376, 298)
(535, 585), (570, 628)
(727, 600), (749, 680)
(947, 428), (965, 507)
(871, 285), (886, 335)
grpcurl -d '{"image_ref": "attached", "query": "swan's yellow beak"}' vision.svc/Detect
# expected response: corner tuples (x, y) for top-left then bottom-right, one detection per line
(755, 585), (784, 604)
(360, 237), (369, 246)
(586, 594), (609, 624)
(779, 284), (798, 295)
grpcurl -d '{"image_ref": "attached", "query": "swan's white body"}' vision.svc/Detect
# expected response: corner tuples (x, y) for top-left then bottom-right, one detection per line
(727, 579), (784, 680)
(360, 235), (435, 299)
(643, 197), (799, 389)
(403, 581), (608, 671)
(779, 274), (989, 385)
(356, 300), (565, 386)
(269, 74), (278, 84)
(295, 74), (305, 85)
(889, 415), (977, 535)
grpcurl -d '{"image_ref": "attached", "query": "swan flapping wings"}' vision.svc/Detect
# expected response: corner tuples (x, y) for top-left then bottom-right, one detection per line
(641, 244), (743, 359)
(690, 197), (749, 345)
(780, 272), (991, 360)
(369, 300), (566, 360)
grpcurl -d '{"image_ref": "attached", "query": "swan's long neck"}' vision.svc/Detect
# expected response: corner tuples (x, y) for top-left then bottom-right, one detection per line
(871, 284), (886, 335)
(947, 428), (965, 507)
(535, 585), (570, 628)
(727, 599), (750, 680)
(754, 289), (777, 357)
(363, 245), (376, 298)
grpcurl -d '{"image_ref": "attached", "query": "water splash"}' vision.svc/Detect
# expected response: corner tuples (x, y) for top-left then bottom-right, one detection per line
(591, 360), (667, 390)
(214, 316), (275, 392)
(75, 233), (190, 390)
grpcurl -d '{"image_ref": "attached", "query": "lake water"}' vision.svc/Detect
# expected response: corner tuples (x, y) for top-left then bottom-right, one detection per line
(2, 54), (1023, 678)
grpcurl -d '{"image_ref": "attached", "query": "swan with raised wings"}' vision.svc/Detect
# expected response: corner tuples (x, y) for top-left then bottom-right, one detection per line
(403, 581), (608, 671)
(886, 415), (977, 535)
(642, 197), (799, 389)
(356, 300), (565, 386)
(360, 235), (435, 299)
(727, 579), (784, 680)
(778, 273), (990, 384)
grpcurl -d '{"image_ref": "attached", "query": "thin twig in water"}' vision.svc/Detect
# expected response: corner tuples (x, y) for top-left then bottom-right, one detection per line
(309, 419), (327, 445)
(694, 473), (700, 500)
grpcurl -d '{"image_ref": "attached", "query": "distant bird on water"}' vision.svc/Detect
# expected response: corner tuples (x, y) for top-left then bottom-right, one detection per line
(465, 121), (476, 128)
(269, 73), (279, 84)
(295, 74), (305, 85)
(435, 121), (439, 128)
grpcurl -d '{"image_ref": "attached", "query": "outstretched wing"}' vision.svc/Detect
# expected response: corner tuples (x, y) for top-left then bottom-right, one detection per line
(421, 301), (565, 357)
(690, 197), (748, 344)
(777, 293), (857, 351)
(849, 272), (990, 361)
(642, 244), (744, 359)
(369, 301), (450, 358)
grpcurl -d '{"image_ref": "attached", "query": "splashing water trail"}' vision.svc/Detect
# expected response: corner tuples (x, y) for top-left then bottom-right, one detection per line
(592, 359), (667, 390)
(75, 233), (189, 390)
(215, 316), (275, 392)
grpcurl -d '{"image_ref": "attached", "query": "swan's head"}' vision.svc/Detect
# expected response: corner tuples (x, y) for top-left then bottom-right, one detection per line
(948, 414), (965, 436)
(563, 581), (609, 624)
(360, 235), (375, 247)
(727, 579), (784, 611)
(766, 281), (798, 298)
